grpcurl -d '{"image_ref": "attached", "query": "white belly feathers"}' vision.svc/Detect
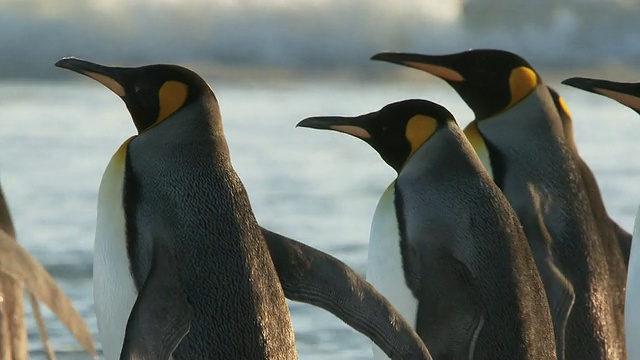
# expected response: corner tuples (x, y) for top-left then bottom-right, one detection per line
(93, 138), (139, 360)
(366, 182), (419, 359)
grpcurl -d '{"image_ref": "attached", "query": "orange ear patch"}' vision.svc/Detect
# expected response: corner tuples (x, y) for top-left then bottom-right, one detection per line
(405, 115), (438, 156)
(157, 81), (188, 123)
(507, 67), (538, 109)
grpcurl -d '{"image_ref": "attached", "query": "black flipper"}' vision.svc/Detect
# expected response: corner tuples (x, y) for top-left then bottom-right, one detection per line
(261, 227), (432, 360)
(120, 241), (191, 360)
(413, 253), (483, 359)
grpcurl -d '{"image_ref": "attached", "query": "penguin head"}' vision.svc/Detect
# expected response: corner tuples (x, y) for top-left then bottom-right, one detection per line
(371, 49), (541, 120)
(55, 57), (215, 133)
(562, 77), (640, 115)
(297, 99), (455, 172)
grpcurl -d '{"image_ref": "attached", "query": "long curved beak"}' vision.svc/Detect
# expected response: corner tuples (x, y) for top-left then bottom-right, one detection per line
(55, 57), (127, 97)
(296, 114), (373, 140)
(562, 76), (640, 113)
(371, 52), (464, 82)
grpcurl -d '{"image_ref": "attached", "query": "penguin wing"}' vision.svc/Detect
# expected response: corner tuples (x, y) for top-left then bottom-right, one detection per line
(261, 227), (432, 360)
(120, 240), (191, 360)
(613, 221), (632, 267)
(0, 228), (97, 356)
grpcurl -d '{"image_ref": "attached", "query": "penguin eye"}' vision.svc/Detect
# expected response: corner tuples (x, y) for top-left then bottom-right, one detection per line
(132, 86), (156, 104)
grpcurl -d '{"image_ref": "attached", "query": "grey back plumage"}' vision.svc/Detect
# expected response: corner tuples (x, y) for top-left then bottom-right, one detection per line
(124, 97), (297, 359)
(478, 85), (626, 359)
(396, 121), (556, 359)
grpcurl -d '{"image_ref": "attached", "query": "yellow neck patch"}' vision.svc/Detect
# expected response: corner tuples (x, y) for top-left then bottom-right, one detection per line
(115, 137), (134, 158)
(110, 136), (135, 169)
(463, 121), (494, 179)
(557, 95), (572, 118)
(507, 66), (538, 109)
(157, 81), (189, 123)
(595, 87), (640, 112)
(405, 115), (438, 157)
(403, 62), (464, 82)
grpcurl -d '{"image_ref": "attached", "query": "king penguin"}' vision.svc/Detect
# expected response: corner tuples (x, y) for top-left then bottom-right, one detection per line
(297, 99), (557, 359)
(370, 49), (627, 360)
(55, 57), (432, 360)
(560, 76), (640, 360)
(548, 86), (632, 267)
(55, 57), (298, 359)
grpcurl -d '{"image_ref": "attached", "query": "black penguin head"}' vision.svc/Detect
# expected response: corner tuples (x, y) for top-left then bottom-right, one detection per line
(55, 57), (214, 133)
(297, 99), (455, 173)
(371, 49), (541, 120)
(562, 76), (640, 116)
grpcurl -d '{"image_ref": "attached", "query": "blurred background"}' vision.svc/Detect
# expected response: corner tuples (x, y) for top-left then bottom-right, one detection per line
(1, 0), (640, 78)
(1, 0), (640, 358)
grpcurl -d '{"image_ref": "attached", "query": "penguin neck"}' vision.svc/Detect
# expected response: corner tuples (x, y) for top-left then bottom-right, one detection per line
(137, 97), (232, 165)
(400, 123), (481, 182)
(478, 84), (562, 136)
(474, 85), (567, 167)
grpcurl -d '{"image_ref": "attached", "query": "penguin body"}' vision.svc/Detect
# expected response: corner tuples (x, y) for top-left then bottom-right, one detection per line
(366, 182), (418, 341)
(93, 139), (138, 359)
(476, 83), (624, 360)
(57, 58), (432, 360)
(298, 100), (557, 359)
(548, 86), (632, 267)
(371, 49), (627, 359)
(561, 77), (640, 265)
(561, 76), (640, 360)
(56, 58), (297, 359)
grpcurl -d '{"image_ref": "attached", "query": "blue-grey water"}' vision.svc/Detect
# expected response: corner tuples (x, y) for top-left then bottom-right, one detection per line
(1, 75), (639, 359)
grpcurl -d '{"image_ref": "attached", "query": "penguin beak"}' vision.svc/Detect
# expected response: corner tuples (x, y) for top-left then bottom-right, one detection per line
(371, 52), (464, 82)
(55, 57), (127, 98)
(562, 77), (640, 113)
(296, 114), (373, 140)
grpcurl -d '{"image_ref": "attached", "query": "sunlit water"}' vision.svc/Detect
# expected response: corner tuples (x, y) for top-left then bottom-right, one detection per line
(0, 76), (639, 359)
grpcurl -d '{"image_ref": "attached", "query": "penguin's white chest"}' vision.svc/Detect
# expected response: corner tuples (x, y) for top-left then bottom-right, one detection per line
(366, 183), (419, 359)
(93, 141), (139, 360)
(626, 205), (640, 359)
